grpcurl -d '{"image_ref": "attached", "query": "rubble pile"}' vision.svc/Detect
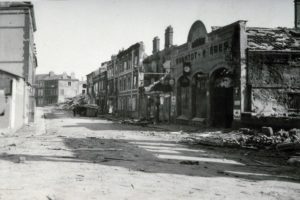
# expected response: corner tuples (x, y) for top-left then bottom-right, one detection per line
(247, 27), (300, 51)
(57, 94), (89, 110)
(121, 118), (153, 126)
(181, 127), (300, 150)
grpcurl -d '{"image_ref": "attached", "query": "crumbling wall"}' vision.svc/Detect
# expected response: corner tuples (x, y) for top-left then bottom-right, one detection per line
(248, 52), (300, 117)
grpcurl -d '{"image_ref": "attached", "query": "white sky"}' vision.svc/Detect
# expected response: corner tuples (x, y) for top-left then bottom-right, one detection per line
(26, 0), (294, 80)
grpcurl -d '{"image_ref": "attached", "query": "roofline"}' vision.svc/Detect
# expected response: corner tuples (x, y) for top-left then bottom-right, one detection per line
(209, 20), (247, 35)
(42, 79), (79, 81)
(0, 2), (37, 31)
(0, 69), (23, 78)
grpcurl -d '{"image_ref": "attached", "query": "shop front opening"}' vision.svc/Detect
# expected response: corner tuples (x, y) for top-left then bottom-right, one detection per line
(192, 72), (208, 120)
(210, 68), (234, 128)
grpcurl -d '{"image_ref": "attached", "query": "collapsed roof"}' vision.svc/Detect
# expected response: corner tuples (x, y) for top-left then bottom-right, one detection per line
(247, 27), (300, 51)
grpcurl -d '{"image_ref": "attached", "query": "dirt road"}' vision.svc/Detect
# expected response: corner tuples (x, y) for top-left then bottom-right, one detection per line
(0, 107), (299, 200)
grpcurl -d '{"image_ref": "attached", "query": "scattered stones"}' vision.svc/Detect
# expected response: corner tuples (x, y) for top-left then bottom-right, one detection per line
(17, 156), (26, 163)
(289, 128), (300, 137)
(182, 127), (300, 150)
(261, 127), (273, 136)
(239, 128), (251, 135)
(276, 129), (289, 138)
(287, 157), (300, 167)
(180, 160), (199, 165)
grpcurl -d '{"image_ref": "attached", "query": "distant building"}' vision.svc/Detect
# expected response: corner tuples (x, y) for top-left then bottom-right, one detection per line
(107, 56), (117, 114)
(78, 81), (87, 95)
(86, 71), (95, 104)
(86, 42), (145, 117)
(35, 72), (79, 106)
(93, 65), (108, 114)
(0, 2), (37, 133)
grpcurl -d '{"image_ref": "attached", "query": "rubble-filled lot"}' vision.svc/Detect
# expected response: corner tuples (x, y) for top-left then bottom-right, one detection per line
(0, 107), (299, 200)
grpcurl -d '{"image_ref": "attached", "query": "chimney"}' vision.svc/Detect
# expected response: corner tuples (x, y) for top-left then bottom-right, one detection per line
(295, 0), (300, 29)
(49, 71), (54, 77)
(71, 72), (75, 79)
(165, 26), (173, 49)
(152, 36), (160, 54)
(62, 72), (67, 79)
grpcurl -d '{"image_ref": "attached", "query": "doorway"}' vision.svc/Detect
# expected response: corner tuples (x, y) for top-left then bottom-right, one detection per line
(210, 68), (234, 128)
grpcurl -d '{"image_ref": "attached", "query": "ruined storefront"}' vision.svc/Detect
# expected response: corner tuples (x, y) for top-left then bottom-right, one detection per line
(170, 19), (300, 128)
(171, 20), (245, 127)
(242, 27), (300, 128)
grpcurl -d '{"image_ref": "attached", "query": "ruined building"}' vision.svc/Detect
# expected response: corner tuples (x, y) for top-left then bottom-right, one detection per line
(0, 2), (37, 133)
(86, 1), (300, 128)
(115, 42), (145, 118)
(170, 1), (300, 128)
(140, 26), (176, 122)
(35, 72), (79, 106)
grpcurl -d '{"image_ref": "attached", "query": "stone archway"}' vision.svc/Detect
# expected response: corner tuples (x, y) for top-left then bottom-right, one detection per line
(192, 72), (208, 119)
(209, 68), (234, 127)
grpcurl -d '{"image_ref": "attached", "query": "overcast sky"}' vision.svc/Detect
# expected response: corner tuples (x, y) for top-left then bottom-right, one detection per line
(27, 0), (294, 80)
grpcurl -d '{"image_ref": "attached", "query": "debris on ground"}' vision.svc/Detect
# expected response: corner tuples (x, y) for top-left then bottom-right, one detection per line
(181, 128), (300, 150)
(180, 161), (200, 165)
(180, 127), (300, 166)
(17, 156), (26, 163)
(57, 94), (89, 110)
(121, 118), (153, 126)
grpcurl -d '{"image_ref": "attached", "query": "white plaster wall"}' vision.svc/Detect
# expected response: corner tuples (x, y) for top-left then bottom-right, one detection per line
(0, 11), (26, 77)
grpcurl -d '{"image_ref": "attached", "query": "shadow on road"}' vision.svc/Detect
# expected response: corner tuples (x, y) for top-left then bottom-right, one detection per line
(62, 122), (167, 132)
(1, 137), (298, 183)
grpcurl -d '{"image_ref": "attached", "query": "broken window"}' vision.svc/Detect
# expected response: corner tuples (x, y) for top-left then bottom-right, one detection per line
(214, 45), (218, 54)
(288, 93), (300, 111)
(224, 41), (229, 50)
(219, 44), (223, 52)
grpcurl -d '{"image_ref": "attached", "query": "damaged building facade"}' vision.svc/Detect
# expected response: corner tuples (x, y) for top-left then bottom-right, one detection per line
(171, 20), (245, 127)
(115, 42), (145, 118)
(0, 2), (37, 133)
(35, 72), (80, 106)
(170, 4), (300, 127)
(140, 26), (175, 122)
(85, 1), (300, 128)
(86, 43), (145, 118)
(244, 27), (300, 128)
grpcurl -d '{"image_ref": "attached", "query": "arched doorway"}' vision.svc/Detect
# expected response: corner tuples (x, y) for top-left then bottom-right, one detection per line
(192, 72), (208, 119)
(177, 76), (190, 118)
(210, 68), (234, 128)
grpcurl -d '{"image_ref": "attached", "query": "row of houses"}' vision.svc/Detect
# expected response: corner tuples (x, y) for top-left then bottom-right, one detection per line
(0, 2), (38, 133)
(87, 1), (300, 128)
